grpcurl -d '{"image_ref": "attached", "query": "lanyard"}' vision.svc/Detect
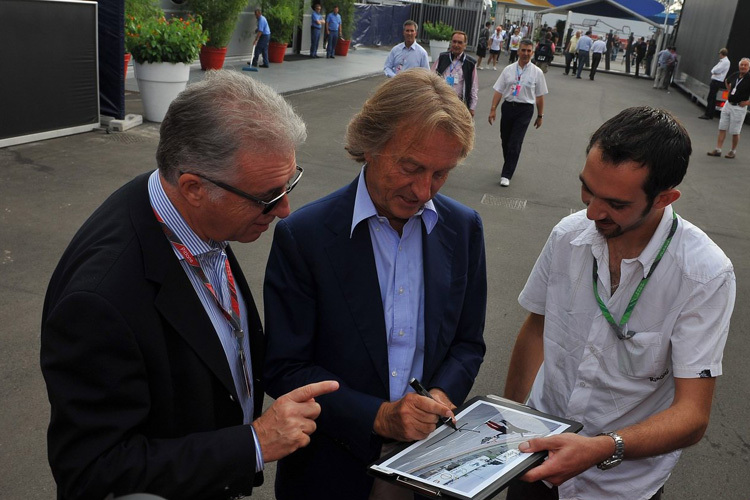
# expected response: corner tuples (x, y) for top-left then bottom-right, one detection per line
(593, 211), (678, 340)
(152, 207), (252, 397)
(516, 63), (527, 82)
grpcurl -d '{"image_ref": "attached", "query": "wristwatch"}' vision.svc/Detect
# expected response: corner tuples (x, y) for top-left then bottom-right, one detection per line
(596, 432), (624, 470)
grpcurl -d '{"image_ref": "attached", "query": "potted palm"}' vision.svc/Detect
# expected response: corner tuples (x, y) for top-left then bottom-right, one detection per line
(423, 21), (454, 63)
(262, 0), (298, 63)
(125, 11), (208, 122)
(188, 0), (249, 70)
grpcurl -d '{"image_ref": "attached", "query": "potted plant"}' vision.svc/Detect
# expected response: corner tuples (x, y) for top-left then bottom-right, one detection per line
(423, 21), (454, 63)
(124, 0), (160, 78)
(262, 0), (298, 63)
(125, 11), (208, 122)
(322, 0), (355, 56)
(188, 0), (249, 70)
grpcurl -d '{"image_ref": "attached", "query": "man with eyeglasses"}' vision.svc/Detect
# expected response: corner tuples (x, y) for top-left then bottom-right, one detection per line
(40, 71), (338, 500)
(503, 107), (735, 500)
(264, 69), (487, 499)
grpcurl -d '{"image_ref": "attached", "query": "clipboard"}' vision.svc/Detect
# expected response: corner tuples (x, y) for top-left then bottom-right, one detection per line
(368, 395), (583, 500)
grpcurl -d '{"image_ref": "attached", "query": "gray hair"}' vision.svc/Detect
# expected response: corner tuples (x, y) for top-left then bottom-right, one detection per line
(157, 70), (306, 186)
(345, 69), (474, 163)
(741, 57), (750, 65)
(404, 20), (418, 29)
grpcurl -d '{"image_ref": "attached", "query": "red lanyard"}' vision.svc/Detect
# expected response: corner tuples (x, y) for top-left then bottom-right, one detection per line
(152, 207), (252, 397)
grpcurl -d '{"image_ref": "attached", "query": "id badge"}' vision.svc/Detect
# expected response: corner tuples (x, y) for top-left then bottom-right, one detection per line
(511, 84), (521, 96)
(731, 86), (737, 95)
(446, 75), (455, 86)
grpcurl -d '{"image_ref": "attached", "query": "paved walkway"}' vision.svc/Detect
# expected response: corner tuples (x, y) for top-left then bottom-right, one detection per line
(125, 46), (388, 97)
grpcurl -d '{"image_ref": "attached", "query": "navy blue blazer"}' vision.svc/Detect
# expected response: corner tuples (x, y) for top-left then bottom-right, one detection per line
(263, 178), (487, 499)
(41, 173), (265, 500)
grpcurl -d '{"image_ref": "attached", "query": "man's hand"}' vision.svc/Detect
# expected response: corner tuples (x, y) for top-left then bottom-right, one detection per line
(488, 108), (497, 125)
(516, 433), (614, 486)
(373, 392), (455, 442)
(253, 380), (339, 463)
(534, 116), (543, 128)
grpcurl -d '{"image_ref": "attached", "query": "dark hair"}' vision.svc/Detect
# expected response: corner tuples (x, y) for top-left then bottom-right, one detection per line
(519, 38), (534, 48)
(587, 106), (691, 203)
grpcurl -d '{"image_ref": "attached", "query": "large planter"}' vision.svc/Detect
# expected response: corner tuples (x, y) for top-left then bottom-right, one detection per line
(268, 42), (288, 64)
(199, 46), (228, 71)
(124, 53), (131, 80)
(134, 61), (190, 123)
(335, 38), (351, 56)
(429, 39), (450, 63)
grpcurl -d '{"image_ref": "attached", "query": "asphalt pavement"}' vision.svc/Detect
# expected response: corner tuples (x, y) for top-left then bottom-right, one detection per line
(1, 46), (748, 499)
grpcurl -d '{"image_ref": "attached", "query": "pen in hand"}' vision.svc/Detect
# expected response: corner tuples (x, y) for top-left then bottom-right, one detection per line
(409, 377), (458, 431)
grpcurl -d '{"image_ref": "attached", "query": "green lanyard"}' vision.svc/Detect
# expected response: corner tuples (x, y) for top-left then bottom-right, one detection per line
(593, 211), (678, 340)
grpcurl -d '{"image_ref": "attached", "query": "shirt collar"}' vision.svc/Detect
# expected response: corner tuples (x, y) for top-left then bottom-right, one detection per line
(350, 165), (438, 238)
(571, 205), (676, 278)
(148, 170), (227, 259)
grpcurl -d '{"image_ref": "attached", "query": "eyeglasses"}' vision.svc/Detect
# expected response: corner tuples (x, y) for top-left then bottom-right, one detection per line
(181, 165), (303, 214)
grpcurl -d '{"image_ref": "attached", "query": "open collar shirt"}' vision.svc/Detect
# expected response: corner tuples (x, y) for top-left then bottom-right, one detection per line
(518, 205), (735, 500)
(147, 171), (264, 472)
(432, 52), (479, 111)
(351, 166), (437, 402)
(711, 56), (730, 81)
(493, 61), (548, 105)
(576, 34), (593, 52)
(383, 41), (430, 78)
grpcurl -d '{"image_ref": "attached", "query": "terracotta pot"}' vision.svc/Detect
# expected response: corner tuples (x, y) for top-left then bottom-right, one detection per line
(124, 52), (131, 79)
(199, 46), (228, 71)
(335, 38), (351, 56)
(268, 41), (287, 63)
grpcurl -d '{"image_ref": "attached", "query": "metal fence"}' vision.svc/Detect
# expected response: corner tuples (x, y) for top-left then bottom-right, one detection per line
(410, 3), (486, 50)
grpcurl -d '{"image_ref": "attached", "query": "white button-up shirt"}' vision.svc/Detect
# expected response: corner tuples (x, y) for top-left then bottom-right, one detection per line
(711, 56), (731, 82)
(493, 61), (548, 105)
(519, 206), (735, 500)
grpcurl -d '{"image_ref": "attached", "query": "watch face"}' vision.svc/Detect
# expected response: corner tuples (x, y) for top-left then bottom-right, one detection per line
(598, 457), (622, 470)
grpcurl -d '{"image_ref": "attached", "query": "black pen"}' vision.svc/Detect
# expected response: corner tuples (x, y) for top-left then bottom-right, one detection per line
(409, 377), (458, 431)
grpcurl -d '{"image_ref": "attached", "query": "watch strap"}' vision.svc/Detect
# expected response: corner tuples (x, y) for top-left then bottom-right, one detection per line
(596, 431), (624, 470)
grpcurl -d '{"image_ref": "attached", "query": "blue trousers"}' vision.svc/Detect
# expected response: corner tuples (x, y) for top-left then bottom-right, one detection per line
(500, 100), (534, 179)
(327, 31), (339, 57)
(252, 34), (270, 66)
(311, 28), (321, 57)
(576, 50), (589, 78)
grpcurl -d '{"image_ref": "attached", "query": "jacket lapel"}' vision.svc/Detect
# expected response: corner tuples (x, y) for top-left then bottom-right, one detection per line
(131, 175), (239, 400)
(324, 180), (390, 393)
(422, 202), (455, 380)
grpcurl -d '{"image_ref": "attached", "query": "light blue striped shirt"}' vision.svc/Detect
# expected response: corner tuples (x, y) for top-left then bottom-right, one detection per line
(147, 170), (264, 472)
(350, 167), (437, 401)
(383, 42), (430, 78)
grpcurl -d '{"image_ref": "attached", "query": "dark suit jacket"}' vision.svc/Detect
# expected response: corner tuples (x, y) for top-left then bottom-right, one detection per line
(41, 173), (265, 500)
(263, 178), (487, 499)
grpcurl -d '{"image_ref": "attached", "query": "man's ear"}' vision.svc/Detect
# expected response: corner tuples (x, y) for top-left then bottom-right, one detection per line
(177, 173), (208, 207)
(653, 188), (681, 210)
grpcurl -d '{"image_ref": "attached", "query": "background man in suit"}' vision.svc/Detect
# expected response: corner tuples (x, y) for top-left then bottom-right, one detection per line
(263, 69), (487, 500)
(40, 71), (338, 500)
(432, 30), (478, 116)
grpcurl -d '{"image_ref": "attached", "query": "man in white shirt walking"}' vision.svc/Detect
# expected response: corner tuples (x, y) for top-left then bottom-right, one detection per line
(488, 39), (548, 187)
(589, 36), (607, 80)
(383, 20), (430, 78)
(699, 48), (731, 119)
(504, 106), (735, 500)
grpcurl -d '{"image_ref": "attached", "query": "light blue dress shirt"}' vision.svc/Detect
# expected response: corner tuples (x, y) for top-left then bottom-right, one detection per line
(350, 167), (438, 401)
(384, 42), (430, 78)
(256, 14), (270, 36)
(576, 35), (593, 52)
(311, 10), (323, 29)
(326, 12), (341, 32)
(147, 171), (264, 472)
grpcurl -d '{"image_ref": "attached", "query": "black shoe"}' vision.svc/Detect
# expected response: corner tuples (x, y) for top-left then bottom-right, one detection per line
(330, 56), (335, 59)
(576, 76), (581, 79)
(247, 61), (253, 66)
(259, 64), (269, 68)
(698, 115), (712, 120)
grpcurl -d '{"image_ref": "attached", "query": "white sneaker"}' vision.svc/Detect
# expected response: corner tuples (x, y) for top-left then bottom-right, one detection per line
(500, 177), (510, 187)
(493, 67), (497, 71)
(477, 66), (483, 70)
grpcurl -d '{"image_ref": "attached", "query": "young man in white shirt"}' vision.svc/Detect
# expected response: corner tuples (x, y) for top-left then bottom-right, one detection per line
(504, 106), (735, 500)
